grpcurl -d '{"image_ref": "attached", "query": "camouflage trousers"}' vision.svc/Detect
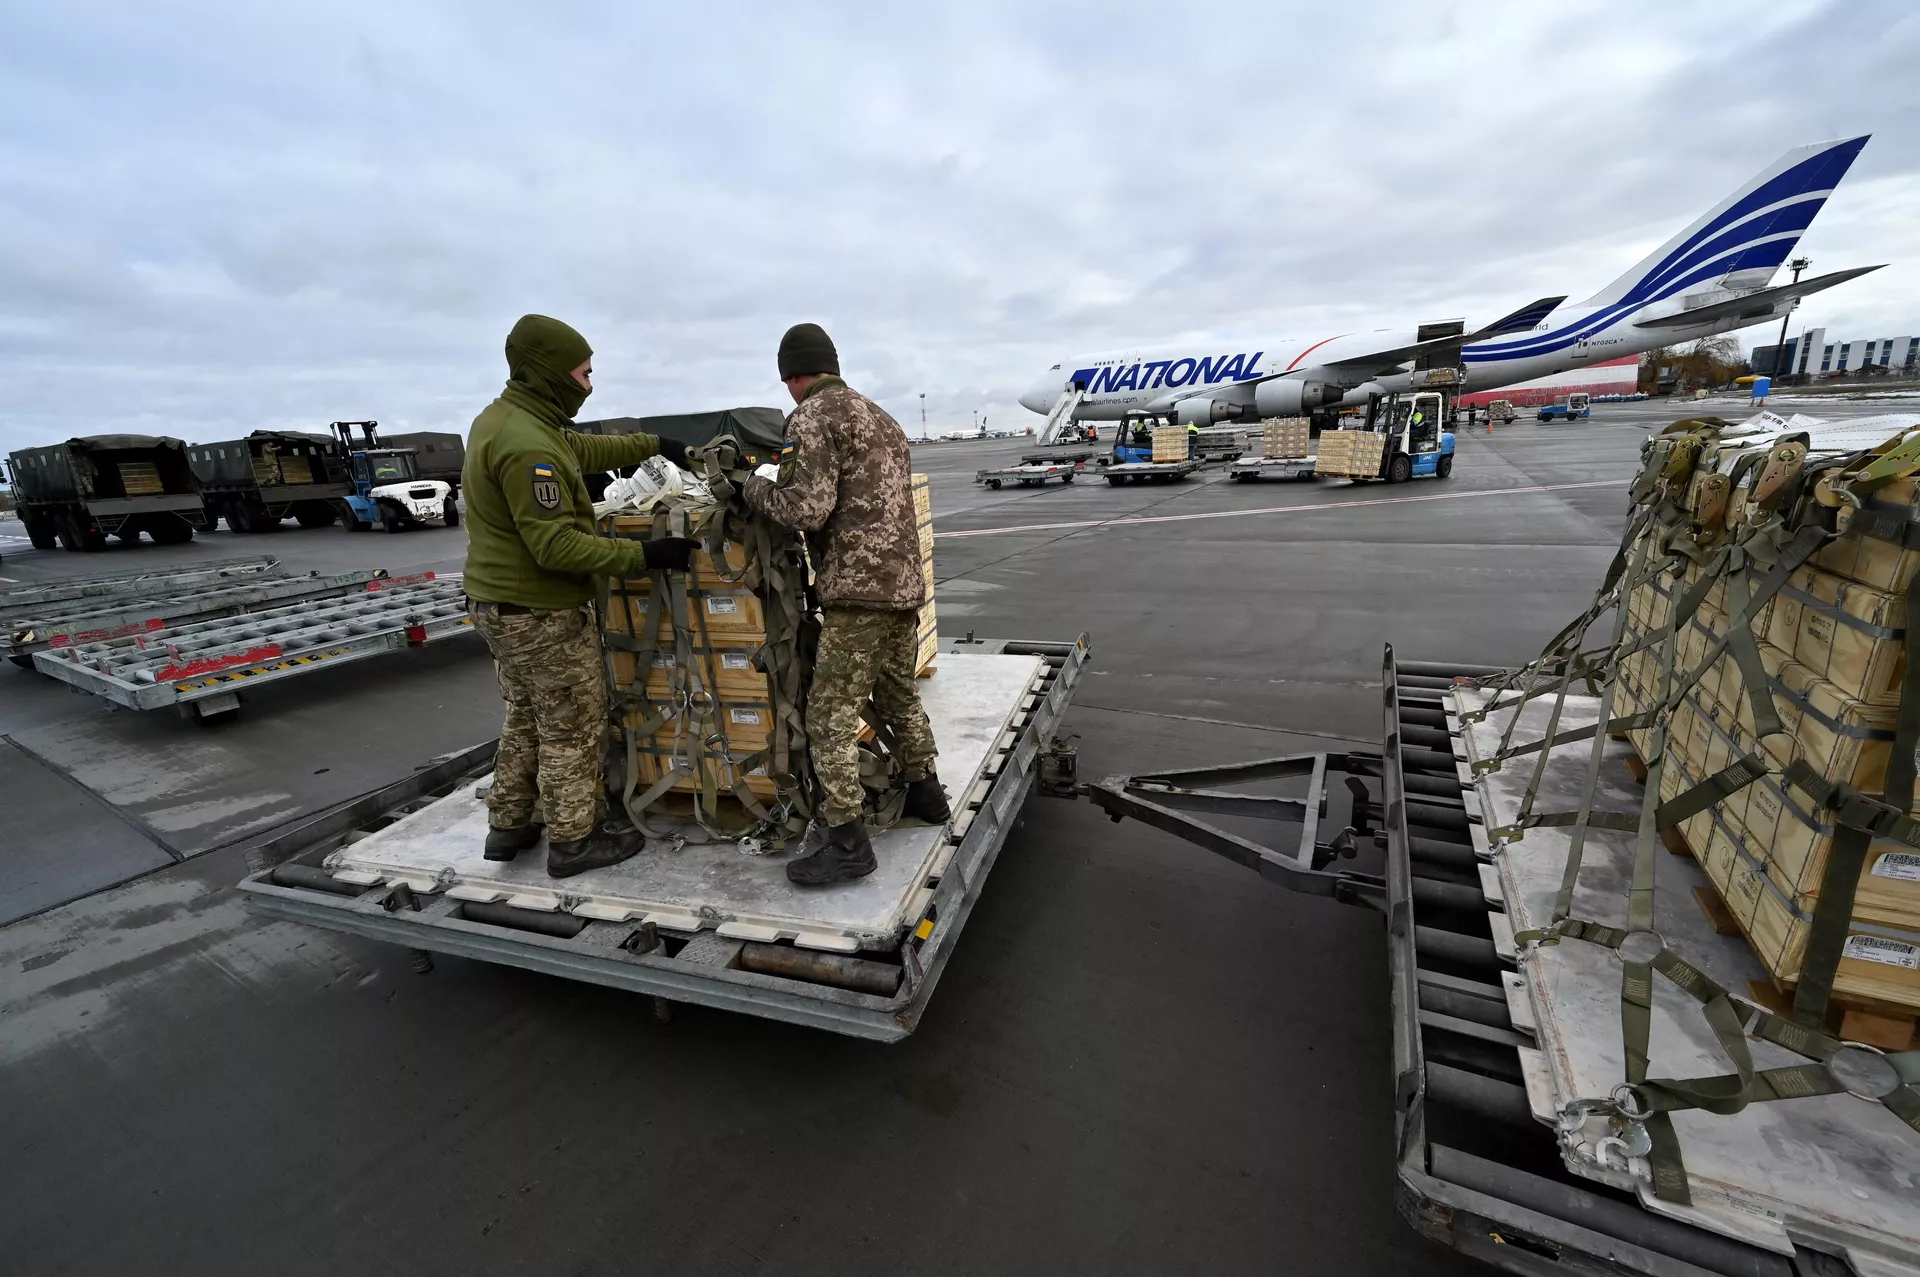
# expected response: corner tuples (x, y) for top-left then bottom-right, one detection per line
(809, 606), (938, 826)
(472, 602), (608, 843)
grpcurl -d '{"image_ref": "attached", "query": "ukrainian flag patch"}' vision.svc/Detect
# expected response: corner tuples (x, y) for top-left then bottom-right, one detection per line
(533, 463), (555, 477)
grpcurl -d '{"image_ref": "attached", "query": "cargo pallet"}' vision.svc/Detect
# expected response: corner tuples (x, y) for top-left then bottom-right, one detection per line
(33, 572), (474, 718)
(237, 636), (1088, 1041)
(1086, 649), (1918, 1276)
(0, 555), (277, 614)
(974, 462), (1080, 489)
(1, 559), (367, 665)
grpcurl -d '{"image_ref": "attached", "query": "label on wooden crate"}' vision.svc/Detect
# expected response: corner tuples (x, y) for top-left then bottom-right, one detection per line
(1843, 934), (1920, 969)
(1872, 852), (1920, 882)
(721, 653), (753, 670)
(652, 653), (675, 668)
(706, 596), (739, 615)
(729, 708), (762, 725)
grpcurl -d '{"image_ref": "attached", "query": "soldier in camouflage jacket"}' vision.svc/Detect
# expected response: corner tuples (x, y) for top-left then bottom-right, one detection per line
(743, 324), (951, 886)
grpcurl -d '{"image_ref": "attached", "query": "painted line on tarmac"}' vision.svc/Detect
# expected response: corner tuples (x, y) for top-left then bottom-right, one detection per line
(933, 478), (1619, 540)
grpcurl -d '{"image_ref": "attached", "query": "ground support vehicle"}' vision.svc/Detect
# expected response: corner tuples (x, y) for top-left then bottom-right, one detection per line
(237, 636), (1088, 1040)
(1086, 648), (1919, 1276)
(330, 421), (457, 533)
(187, 431), (349, 533)
(5, 434), (209, 552)
(1537, 392), (1593, 422)
(1227, 455), (1318, 482)
(379, 431), (466, 498)
(1318, 389), (1458, 484)
(975, 462), (1079, 489)
(33, 571), (472, 719)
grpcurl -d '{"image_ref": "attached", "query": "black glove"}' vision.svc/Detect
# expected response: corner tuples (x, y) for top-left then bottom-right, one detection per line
(654, 436), (690, 467)
(641, 536), (699, 572)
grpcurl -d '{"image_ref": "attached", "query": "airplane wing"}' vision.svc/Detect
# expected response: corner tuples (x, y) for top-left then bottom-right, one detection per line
(1631, 266), (1883, 329)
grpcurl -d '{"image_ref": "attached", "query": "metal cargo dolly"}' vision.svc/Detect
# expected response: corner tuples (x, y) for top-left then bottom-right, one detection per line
(237, 637), (1089, 1041)
(1084, 647), (1918, 1276)
(974, 462), (1080, 489)
(33, 572), (475, 719)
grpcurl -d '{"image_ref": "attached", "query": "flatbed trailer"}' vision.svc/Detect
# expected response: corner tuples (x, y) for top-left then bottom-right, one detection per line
(33, 571), (474, 718)
(1227, 455), (1318, 482)
(237, 636), (1088, 1040)
(1019, 448), (1096, 466)
(1101, 459), (1200, 485)
(975, 462), (1080, 489)
(1085, 648), (1919, 1276)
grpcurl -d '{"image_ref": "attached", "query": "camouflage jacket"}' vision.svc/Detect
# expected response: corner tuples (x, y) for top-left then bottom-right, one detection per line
(743, 378), (926, 612)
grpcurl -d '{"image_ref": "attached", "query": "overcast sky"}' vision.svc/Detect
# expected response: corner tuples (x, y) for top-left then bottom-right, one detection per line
(3, 0), (1918, 452)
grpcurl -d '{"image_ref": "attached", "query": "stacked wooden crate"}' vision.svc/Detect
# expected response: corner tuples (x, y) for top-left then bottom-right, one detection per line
(117, 460), (166, 495)
(1262, 418), (1311, 459)
(600, 514), (784, 810)
(1615, 436), (1920, 1016)
(1314, 429), (1384, 478)
(1151, 426), (1189, 463)
(913, 472), (937, 674)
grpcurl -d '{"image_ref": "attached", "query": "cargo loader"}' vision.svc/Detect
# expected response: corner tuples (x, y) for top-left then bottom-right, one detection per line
(238, 636), (1088, 1039)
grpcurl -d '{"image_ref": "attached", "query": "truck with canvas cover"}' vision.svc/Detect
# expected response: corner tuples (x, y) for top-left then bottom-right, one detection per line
(5, 434), (208, 551)
(188, 430), (350, 532)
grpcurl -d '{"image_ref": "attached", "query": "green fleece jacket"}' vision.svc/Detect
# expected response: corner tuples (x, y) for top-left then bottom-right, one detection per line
(461, 398), (661, 610)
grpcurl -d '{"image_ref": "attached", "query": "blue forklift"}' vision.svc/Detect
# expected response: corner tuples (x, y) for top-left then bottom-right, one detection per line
(1100, 416), (1202, 485)
(329, 420), (460, 533)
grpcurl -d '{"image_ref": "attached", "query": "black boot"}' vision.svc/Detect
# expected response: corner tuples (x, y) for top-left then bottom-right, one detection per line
(484, 823), (543, 862)
(786, 818), (877, 886)
(547, 819), (645, 879)
(902, 772), (951, 824)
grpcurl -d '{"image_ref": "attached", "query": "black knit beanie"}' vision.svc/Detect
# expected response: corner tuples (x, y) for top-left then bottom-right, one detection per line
(777, 323), (840, 380)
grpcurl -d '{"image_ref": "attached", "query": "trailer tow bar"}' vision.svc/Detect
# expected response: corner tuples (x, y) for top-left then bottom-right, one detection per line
(1083, 751), (1388, 911)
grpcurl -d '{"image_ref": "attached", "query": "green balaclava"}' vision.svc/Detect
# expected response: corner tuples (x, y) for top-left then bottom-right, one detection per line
(502, 313), (594, 427)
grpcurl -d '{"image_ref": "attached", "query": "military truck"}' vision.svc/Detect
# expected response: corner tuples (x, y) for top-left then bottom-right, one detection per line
(6, 434), (208, 551)
(187, 431), (349, 533)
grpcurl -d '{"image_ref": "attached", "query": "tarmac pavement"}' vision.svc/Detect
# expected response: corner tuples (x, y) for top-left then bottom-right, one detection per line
(1, 397), (1912, 1275)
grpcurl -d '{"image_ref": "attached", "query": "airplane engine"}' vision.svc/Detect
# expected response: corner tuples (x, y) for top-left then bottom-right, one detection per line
(1173, 398), (1234, 426)
(1253, 376), (1342, 418)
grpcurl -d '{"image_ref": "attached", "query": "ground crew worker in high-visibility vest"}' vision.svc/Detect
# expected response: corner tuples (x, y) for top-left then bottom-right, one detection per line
(461, 314), (699, 878)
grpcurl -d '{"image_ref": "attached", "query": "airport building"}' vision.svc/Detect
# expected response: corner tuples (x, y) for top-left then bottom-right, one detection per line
(1751, 328), (1920, 377)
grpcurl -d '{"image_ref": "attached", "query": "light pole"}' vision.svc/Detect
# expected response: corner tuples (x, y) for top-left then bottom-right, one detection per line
(1774, 256), (1809, 380)
(919, 393), (926, 438)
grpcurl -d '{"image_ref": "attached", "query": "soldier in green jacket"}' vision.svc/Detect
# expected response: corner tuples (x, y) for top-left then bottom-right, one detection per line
(463, 313), (697, 878)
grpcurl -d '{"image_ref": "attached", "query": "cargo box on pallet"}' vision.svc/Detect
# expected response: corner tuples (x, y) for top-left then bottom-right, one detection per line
(1313, 429), (1384, 478)
(1151, 426), (1188, 463)
(1261, 417), (1310, 459)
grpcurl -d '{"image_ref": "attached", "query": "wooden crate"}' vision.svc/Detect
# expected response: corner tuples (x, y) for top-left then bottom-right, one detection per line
(1314, 430), (1384, 478)
(1262, 417), (1310, 459)
(118, 460), (165, 496)
(1151, 426), (1188, 463)
(914, 473), (937, 674)
(1762, 565), (1905, 705)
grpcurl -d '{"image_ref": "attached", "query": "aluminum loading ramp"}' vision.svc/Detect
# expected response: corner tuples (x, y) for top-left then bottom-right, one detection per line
(1, 555), (287, 661)
(239, 637), (1088, 1040)
(33, 572), (473, 717)
(1452, 684), (1920, 1273)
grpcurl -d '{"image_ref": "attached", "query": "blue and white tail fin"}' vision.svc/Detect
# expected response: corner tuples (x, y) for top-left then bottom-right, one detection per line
(1582, 136), (1869, 309)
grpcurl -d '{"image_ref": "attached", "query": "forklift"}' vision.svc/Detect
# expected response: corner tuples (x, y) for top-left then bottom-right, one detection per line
(329, 420), (460, 533)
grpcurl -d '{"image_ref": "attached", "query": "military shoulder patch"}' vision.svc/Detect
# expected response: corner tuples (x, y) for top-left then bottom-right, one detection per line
(530, 463), (561, 511)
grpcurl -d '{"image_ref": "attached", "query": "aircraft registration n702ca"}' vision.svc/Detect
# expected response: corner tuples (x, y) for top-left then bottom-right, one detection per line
(1019, 136), (1878, 425)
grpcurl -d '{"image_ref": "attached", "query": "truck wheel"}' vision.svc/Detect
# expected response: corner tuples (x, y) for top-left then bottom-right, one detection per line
(1106, 474), (1124, 486)
(228, 501), (258, 533)
(24, 516), (58, 549)
(1436, 453), (1454, 479)
(380, 503), (404, 534)
(64, 512), (106, 551)
(442, 499), (460, 528)
(294, 506), (336, 528)
(150, 518), (194, 545)
(1062, 471), (1074, 483)
(988, 479), (1002, 489)
(1386, 455), (1411, 485)
(115, 526), (143, 545)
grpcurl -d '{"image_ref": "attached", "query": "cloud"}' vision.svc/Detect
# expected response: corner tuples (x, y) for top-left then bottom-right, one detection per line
(1, 0), (1917, 453)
